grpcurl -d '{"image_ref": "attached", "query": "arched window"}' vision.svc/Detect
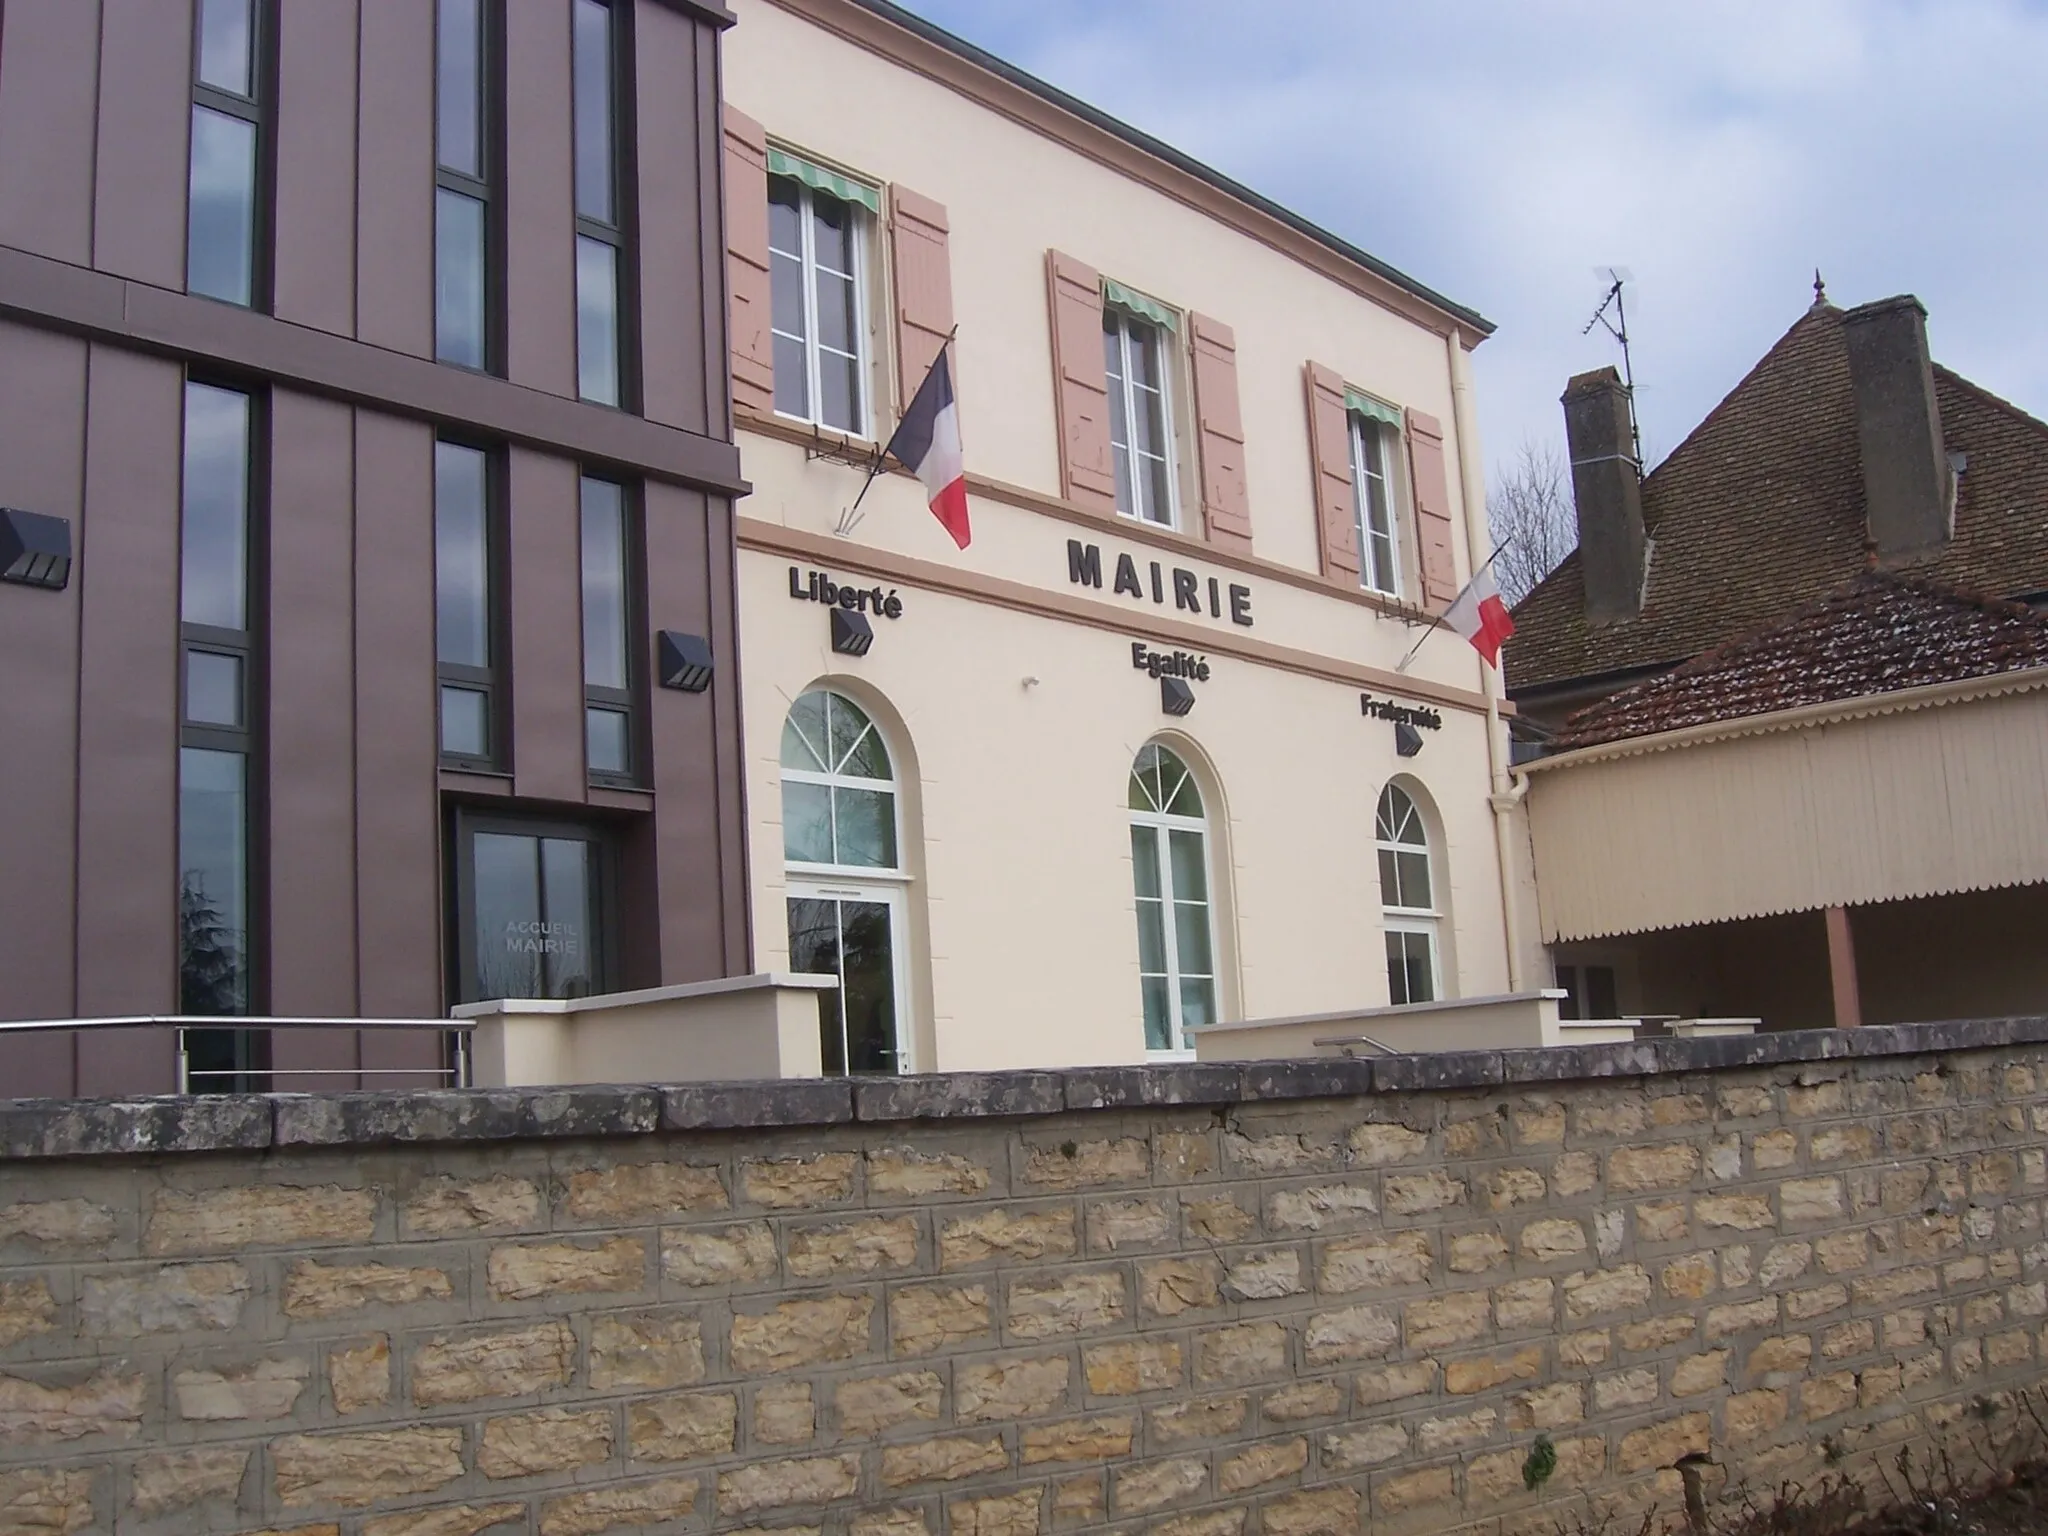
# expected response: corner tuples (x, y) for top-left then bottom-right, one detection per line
(1129, 743), (1216, 1052)
(1377, 783), (1441, 1004)
(781, 690), (906, 1075)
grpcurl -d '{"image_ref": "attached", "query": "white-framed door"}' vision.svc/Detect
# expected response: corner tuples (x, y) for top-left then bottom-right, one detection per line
(785, 879), (911, 1075)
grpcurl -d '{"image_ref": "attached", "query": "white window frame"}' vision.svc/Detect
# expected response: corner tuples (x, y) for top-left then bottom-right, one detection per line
(1130, 752), (1217, 1057)
(1350, 413), (1402, 597)
(1104, 306), (1181, 531)
(1377, 785), (1442, 1004)
(784, 878), (913, 1075)
(768, 173), (872, 439)
(779, 691), (902, 882)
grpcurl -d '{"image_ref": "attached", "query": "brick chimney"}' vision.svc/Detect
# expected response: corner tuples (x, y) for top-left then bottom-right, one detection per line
(1561, 367), (1647, 622)
(1842, 296), (1951, 562)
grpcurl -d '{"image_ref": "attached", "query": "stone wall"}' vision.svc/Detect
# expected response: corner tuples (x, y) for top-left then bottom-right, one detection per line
(5, 1021), (2048, 1536)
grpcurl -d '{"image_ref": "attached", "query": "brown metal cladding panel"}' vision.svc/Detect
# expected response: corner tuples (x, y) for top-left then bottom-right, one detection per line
(358, 1028), (446, 1091)
(504, 0), (578, 398)
(93, 0), (194, 289)
(353, 411), (441, 1018)
(696, 21), (732, 442)
(0, 1034), (77, 1098)
(355, 0), (434, 356)
(266, 391), (359, 1023)
(0, 0), (102, 264)
(644, 482), (749, 980)
(0, 323), (86, 1021)
(272, 0), (360, 336)
(633, 3), (711, 436)
(509, 448), (588, 803)
(74, 345), (182, 1089)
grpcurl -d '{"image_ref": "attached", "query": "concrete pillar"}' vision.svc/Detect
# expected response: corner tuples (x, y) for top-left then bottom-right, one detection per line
(1825, 905), (1862, 1029)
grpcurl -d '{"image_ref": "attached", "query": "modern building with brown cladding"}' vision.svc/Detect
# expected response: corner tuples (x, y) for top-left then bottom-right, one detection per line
(0, 0), (751, 1096)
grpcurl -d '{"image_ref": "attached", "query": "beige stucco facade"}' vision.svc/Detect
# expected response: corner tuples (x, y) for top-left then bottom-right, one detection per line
(724, 0), (1524, 1070)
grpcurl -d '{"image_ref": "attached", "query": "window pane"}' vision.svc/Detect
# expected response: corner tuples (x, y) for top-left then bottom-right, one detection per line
(1378, 847), (1400, 908)
(771, 250), (806, 339)
(1407, 933), (1437, 1003)
(1173, 902), (1212, 977)
(782, 780), (833, 864)
(1135, 897), (1167, 975)
(472, 831), (541, 1001)
(436, 0), (482, 175)
(571, 0), (614, 224)
(810, 193), (853, 274)
(769, 179), (803, 256)
(1127, 323), (1159, 389)
(815, 270), (856, 358)
(441, 685), (489, 758)
(434, 441), (490, 667)
(579, 478), (628, 691)
(435, 189), (488, 368)
(180, 382), (250, 631)
(1178, 977), (1216, 1032)
(1397, 850), (1432, 911)
(1102, 317), (1125, 389)
(178, 747), (248, 1015)
(1140, 975), (1172, 1052)
(781, 693), (829, 770)
(1557, 966), (1582, 1021)
(787, 897), (845, 1074)
(187, 106), (257, 306)
(831, 787), (896, 868)
(773, 334), (809, 418)
(1129, 825), (1160, 899)
(539, 837), (595, 998)
(826, 695), (879, 775)
(585, 706), (630, 776)
(1386, 931), (1411, 1005)
(1110, 444), (1134, 519)
(196, 0), (254, 96)
(819, 350), (859, 433)
(1140, 452), (1172, 527)
(185, 650), (242, 728)
(1167, 829), (1208, 902)
(1588, 965), (1620, 1020)
(840, 899), (898, 1073)
(576, 235), (620, 405)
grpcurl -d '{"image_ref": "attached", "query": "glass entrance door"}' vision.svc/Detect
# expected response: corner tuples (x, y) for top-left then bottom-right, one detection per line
(786, 888), (905, 1074)
(453, 816), (609, 1004)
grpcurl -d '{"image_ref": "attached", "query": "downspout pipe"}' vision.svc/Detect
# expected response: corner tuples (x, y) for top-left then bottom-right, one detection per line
(1446, 328), (1526, 991)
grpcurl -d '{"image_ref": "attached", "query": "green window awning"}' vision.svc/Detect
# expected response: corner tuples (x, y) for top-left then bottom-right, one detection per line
(1345, 389), (1405, 431)
(1102, 278), (1178, 333)
(766, 147), (880, 214)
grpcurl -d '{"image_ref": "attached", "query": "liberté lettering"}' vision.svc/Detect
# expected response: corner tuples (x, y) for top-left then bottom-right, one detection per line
(789, 566), (905, 619)
(1067, 540), (1253, 627)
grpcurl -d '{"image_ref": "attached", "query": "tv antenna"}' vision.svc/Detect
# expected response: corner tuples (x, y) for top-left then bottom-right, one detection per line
(1583, 267), (1644, 472)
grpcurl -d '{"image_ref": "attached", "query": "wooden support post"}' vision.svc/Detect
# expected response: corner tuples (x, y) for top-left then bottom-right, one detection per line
(1825, 905), (1862, 1029)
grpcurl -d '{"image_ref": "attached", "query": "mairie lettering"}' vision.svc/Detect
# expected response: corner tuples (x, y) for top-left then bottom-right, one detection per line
(1068, 540), (1253, 627)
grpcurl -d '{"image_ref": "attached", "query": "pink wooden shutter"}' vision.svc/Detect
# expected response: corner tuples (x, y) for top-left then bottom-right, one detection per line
(1046, 250), (1116, 513)
(1190, 312), (1252, 551)
(723, 107), (774, 418)
(1407, 407), (1459, 608)
(1304, 362), (1360, 583)
(889, 186), (954, 415)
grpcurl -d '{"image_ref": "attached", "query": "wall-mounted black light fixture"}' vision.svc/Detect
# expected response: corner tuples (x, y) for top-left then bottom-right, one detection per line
(830, 608), (874, 657)
(656, 630), (714, 692)
(1161, 676), (1196, 717)
(0, 508), (71, 591)
(1394, 720), (1425, 758)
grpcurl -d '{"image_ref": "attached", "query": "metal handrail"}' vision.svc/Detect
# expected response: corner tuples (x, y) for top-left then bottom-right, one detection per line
(0, 1016), (473, 1093)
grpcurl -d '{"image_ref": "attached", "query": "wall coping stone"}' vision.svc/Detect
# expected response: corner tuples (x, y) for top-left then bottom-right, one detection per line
(5, 1016), (2046, 1161)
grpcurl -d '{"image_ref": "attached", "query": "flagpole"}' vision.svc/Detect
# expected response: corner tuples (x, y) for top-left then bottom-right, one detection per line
(1393, 538), (1514, 674)
(843, 325), (959, 523)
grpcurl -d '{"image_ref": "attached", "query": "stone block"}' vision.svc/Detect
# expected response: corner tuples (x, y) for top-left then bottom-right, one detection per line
(1185, 1198), (1257, 1244)
(1488, 1167), (1549, 1210)
(941, 1208), (1076, 1269)
(283, 1259), (454, 1319)
(880, 1435), (1008, 1487)
(889, 1284), (988, 1355)
(948, 1489), (1042, 1536)
(1723, 1387), (1789, 1444)
(80, 1261), (248, 1335)
(482, 1407), (615, 1477)
(1494, 1277), (1555, 1331)
(1007, 1270), (1125, 1339)
(1519, 1219), (1587, 1262)
(1703, 1298), (1779, 1335)
(0, 1199), (116, 1251)
(589, 1311), (704, 1391)
(1444, 1346), (1542, 1395)
(1152, 1395), (1248, 1443)
(1635, 1201), (1690, 1244)
(1747, 1334), (1812, 1376)
(1226, 1127), (1342, 1174)
(1140, 1258), (1222, 1317)
(1260, 1487), (1359, 1536)
(1088, 1198), (1173, 1251)
(1223, 1249), (1304, 1300)
(1355, 1358), (1437, 1407)
(754, 1381), (814, 1445)
(1562, 1266), (1653, 1321)
(273, 1427), (465, 1508)
(730, 1294), (873, 1373)
(1781, 1178), (1845, 1222)
(330, 1336), (391, 1414)
(1023, 1138), (1149, 1190)
(1218, 1435), (1306, 1491)
(362, 1503), (527, 1536)
(1304, 1304), (1399, 1364)
(1405, 1290), (1489, 1349)
(1083, 1339), (1183, 1395)
(1811, 1126), (1875, 1163)
(1267, 1183), (1377, 1233)
(403, 1176), (541, 1236)
(146, 1185), (376, 1255)
(1513, 1102), (1568, 1145)
(1758, 1241), (1813, 1288)
(835, 1370), (943, 1435)
(741, 1154), (859, 1209)
(1696, 1194), (1774, 1231)
(560, 1162), (727, 1223)
(1803, 1370), (1859, 1420)
(0, 1367), (145, 1442)
(1318, 1231), (1432, 1293)
(130, 1446), (248, 1518)
(1195, 1322), (1290, 1384)
(1450, 1230), (1509, 1274)
(173, 1357), (310, 1420)
(1511, 1380), (1585, 1429)
(717, 1456), (858, 1514)
(1383, 1170), (1467, 1216)
(788, 1216), (919, 1279)
(1113, 1456), (1208, 1513)
(1671, 1349), (1727, 1397)
(1349, 1122), (1429, 1165)
(1593, 1368), (1659, 1411)
(1024, 1415), (1137, 1464)
(854, 1508), (931, 1536)
(1619, 1315), (1695, 1352)
(1374, 1464), (1455, 1516)
(541, 1477), (699, 1536)
(627, 1392), (738, 1463)
(1051, 1475), (1103, 1525)
(1262, 1380), (1342, 1422)
(661, 1223), (777, 1288)
(0, 1278), (57, 1349)
(1853, 1267), (1939, 1308)
(1416, 1405), (1496, 1453)
(487, 1237), (645, 1300)
(1660, 1254), (1715, 1301)
(1561, 1329), (1612, 1366)
(958, 1355), (1070, 1421)
(1322, 1422), (1409, 1470)
(866, 1148), (991, 1199)
(1553, 1152), (1600, 1196)
(1608, 1144), (1700, 1194)
(0, 1467), (94, 1535)
(412, 1320), (574, 1406)
(1617, 1412), (1710, 1472)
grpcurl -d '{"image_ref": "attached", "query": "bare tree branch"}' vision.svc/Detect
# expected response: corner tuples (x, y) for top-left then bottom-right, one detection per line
(1487, 438), (1577, 608)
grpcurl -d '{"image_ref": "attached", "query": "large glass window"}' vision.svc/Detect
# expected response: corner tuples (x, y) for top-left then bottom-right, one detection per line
(580, 475), (635, 781)
(572, 0), (626, 406)
(1128, 744), (1216, 1052)
(768, 175), (868, 434)
(435, 441), (498, 766)
(1104, 307), (1177, 527)
(452, 816), (608, 1003)
(436, 0), (497, 369)
(780, 691), (907, 1075)
(188, 0), (266, 307)
(1378, 783), (1441, 1005)
(1351, 415), (1401, 596)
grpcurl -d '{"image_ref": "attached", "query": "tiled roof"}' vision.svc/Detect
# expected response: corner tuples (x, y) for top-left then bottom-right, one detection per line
(1548, 571), (2048, 749)
(1508, 300), (2048, 696)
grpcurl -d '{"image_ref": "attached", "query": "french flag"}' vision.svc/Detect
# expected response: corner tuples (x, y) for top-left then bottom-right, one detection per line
(884, 347), (970, 549)
(1443, 559), (1516, 666)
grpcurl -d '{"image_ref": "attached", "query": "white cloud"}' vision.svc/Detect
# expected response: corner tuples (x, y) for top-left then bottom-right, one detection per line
(894, 0), (2048, 484)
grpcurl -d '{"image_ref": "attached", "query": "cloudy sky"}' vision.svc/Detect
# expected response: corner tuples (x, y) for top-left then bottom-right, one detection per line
(895, 0), (2048, 490)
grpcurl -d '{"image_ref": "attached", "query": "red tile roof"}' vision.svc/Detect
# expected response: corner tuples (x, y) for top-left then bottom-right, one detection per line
(1508, 300), (2048, 697)
(1548, 571), (2048, 749)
